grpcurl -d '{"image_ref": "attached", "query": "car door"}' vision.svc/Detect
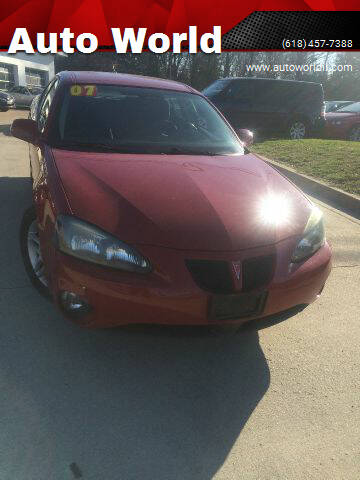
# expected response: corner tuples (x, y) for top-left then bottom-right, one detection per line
(17, 87), (30, 107)
(250, 81), (290, 135)
(23, 87), (34, 107)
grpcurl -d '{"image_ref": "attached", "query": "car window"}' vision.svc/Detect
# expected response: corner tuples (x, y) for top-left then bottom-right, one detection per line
(31, 87), (43, 95)
(226, 81), (255, 101)
(253, 82), (295, 112)
(38, 79), (59, 132)
(50, 85), (244, 156)
(335, 102), (360, 113)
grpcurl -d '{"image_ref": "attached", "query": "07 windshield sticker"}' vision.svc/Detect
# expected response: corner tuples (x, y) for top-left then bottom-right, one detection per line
(70, 85), (97, 96)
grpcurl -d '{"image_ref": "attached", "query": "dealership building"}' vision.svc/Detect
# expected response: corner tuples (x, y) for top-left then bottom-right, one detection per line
(0, 53), (62, 91)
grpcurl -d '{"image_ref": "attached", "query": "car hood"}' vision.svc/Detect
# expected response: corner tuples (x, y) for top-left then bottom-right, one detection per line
(52, 149), (312, 251)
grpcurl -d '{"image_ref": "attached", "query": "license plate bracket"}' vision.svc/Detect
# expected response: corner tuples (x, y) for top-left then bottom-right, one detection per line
(209, 291), (267, 321)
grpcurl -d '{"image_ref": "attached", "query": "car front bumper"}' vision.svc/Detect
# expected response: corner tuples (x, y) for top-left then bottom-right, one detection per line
(49, 239), (332, 328)
(324, 122), (350, 139)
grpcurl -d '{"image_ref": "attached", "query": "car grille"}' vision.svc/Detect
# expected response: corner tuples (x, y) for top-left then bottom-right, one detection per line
(242, 254), (275, 292)
(186, 254), (275, 294)
(185, 260), (233, 294)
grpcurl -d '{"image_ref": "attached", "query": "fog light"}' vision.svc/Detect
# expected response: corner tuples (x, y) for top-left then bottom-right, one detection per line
(60, 291), (91, 315)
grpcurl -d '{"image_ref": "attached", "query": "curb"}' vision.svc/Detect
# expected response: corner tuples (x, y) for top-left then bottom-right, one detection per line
(256, 154), (360, 220)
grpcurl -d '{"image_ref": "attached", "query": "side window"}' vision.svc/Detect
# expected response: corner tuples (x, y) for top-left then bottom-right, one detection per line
(253, 82), (284, 113)
(38, 79), (58, 132)
(227, 81), (255, 102)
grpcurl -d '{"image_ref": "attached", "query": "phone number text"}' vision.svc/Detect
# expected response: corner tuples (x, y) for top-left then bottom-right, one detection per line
(282, 39), (353, 49)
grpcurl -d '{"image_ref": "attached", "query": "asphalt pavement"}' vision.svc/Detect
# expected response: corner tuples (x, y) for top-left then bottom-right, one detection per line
(0, 110), (359, 479)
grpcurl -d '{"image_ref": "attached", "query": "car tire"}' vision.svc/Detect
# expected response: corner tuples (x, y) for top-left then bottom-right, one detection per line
(289, 120), (307, 140)
(20, 206), (51, 299)
(348, 125), (360, 141)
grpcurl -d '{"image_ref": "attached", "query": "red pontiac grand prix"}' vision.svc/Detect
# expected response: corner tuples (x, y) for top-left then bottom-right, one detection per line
(11, 71), (332, 328)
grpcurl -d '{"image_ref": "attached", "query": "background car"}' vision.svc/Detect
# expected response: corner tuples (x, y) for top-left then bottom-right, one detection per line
(202, 77), (325, 140)
(325, 100), (356, 113)
(0, 91), (15, 111)
(324, 101), (360, 141)
(7, 85), (43, 109)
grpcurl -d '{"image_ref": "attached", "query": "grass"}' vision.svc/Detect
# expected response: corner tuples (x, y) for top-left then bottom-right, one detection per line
(252, 139), (360, 196)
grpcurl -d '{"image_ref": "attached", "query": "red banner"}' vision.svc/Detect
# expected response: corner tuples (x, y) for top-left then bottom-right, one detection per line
(1, 0), (359, 48)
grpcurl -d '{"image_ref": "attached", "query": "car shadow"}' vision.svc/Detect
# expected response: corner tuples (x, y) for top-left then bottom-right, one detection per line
(0, 177), (270, 480)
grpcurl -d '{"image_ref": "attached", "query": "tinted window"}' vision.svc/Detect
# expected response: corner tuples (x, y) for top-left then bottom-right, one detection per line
(51, 85), (243, 156)
(226, 80), (255, 101)
(335, 102), (360, 113)
(30, 87), (43, 95)
(12, 86), (29, 94)
(251, 82), (297, 111)
(248, 80), (323, 112)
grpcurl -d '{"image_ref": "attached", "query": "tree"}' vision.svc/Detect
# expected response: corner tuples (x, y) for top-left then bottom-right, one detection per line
(55, 51), (360, 100)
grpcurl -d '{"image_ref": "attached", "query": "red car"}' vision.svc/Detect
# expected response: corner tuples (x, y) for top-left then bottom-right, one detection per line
(325, 102), (360, 141)
(11, 71), (332, 328)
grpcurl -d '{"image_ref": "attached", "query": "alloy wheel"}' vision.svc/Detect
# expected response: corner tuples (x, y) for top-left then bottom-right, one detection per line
(27, 220), (48, 286)
(289, 122), (306, 140)
(349, 126), (360, 141)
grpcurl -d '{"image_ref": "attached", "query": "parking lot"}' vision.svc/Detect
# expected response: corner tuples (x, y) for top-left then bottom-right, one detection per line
(0, 109), (359, 479)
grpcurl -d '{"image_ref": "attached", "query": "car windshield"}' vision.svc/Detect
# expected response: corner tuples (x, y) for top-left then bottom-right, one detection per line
(325, 102), (337, 112)
(335, 102), (360, 113)
(51, 84), (243, 156)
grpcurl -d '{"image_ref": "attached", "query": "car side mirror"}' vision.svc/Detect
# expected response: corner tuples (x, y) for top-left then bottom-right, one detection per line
(236, 128), (254, 148)
(11, 118), (40, 145)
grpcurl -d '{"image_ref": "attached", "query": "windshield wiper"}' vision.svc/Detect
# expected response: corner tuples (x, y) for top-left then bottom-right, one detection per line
(162, 147), (218, 156)
(53, 142), (228, 156)
(54, 142), (134, 153)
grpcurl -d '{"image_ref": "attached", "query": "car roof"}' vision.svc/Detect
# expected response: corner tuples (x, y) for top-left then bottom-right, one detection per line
(57, 71), (198, 94)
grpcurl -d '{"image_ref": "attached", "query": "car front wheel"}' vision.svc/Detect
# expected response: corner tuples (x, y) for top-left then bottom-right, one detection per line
(348, 125), (360, 141)
(289, 121), (307, 140)
(20, 206), (51, 298)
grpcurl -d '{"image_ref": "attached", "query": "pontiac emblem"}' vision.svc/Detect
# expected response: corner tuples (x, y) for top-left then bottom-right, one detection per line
(232, 261), (242, 280)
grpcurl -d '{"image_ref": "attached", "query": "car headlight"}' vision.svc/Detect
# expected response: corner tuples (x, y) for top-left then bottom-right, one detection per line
(291, 207), (325, 263)
(55, 215), (151, 273)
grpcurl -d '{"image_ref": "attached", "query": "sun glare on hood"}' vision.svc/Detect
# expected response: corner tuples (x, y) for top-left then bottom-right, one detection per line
(258, 194), (292, 227)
